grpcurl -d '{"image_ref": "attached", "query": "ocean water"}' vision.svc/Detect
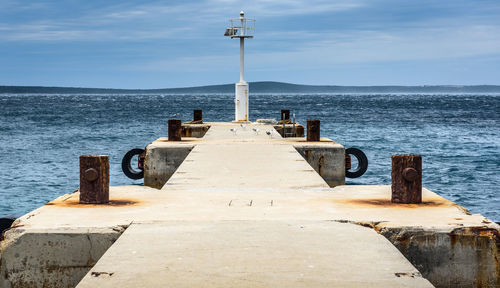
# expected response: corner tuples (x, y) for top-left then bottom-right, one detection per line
(0, 93), (498, 222)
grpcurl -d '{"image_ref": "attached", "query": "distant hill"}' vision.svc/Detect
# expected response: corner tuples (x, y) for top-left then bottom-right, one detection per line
(1, 81), (500, 94)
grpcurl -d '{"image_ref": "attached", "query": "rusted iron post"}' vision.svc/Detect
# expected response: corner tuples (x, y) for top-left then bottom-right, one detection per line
(138, 150), (146, 170)
(391, 154), (422, 204)
(282, 113), (286, 138)
(193, 110), (203, 122)
(80, 155), (109, 204)
(168, 119), (182, 141)
(345, 153), (351, 170)
(281, 109), (290, 121)
(306, 120), (320, 141)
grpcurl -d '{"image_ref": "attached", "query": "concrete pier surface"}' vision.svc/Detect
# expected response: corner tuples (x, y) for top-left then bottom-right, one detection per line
(1, 122), (498, 287)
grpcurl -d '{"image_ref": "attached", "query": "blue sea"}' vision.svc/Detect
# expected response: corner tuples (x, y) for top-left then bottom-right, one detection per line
(0, 93), (499, 222)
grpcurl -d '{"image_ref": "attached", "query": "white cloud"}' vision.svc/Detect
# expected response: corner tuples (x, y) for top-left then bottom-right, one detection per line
(2, 0), (500, 69)
(204, 0), (364, 17)
(128, 23), (500, 73)
(0, 0), (365, 41)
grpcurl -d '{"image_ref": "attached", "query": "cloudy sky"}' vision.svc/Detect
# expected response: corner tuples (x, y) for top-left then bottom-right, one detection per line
(1, 0), (499, 88)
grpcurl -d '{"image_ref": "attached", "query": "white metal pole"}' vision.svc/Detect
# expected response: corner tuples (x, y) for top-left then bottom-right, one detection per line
(240, 37), (244, 83)
(239, 12), (245, 83)
(234, 11), (249, 122)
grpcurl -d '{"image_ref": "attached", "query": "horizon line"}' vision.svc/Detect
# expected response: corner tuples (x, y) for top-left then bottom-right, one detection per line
(2, 81), (500, 91)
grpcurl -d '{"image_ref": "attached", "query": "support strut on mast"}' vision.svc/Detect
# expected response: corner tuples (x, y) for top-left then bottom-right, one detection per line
(224, 11), (255, 122)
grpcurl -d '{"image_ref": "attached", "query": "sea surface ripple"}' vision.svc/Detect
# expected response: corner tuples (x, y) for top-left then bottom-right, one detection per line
(0, 93), (498, 221)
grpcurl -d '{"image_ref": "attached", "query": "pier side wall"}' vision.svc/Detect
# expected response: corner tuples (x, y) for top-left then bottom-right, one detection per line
(378, 225), (500, 287)
(294, 143), (345, 187)
(0, 226), (125, 288)
(181, 124), (210, 138)
(144, 142), (195, 189)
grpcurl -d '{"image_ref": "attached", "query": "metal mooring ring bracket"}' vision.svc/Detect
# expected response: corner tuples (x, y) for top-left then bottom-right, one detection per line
(345, 147), (368, 178)
(122, 148), (146, 180)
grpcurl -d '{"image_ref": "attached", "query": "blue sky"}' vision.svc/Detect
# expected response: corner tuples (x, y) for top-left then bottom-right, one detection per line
(1, 0), (499, 88)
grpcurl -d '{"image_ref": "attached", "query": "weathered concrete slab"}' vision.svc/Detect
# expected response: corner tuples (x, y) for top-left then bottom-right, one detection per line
(2, 184), (498, 287)
(77, 221), (432, 288)
(4, 185), (489, 227)
(202, 122), (281, 140)
(164, 141), (329, 190)
(145, 123), (345, 188)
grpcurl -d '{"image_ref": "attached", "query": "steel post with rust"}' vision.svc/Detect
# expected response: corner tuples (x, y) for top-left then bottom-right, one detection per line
(391, 154), (422, 204)
(282, 114), (286, 138)
(79, 155), (109, 204)
(193, 110), (203, 122)
(281, 110), (290, 121)
(168, 119), (182, 141)
(345, 154), (351, 170)
(306, 120), (320, 141)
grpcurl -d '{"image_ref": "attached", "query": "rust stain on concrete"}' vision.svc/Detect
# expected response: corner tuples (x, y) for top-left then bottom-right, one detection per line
(336, 197), (452, 208)
(155, 139), (198, 143)
(449, 226), (500, 249)
(45, 198), (140, 208)
(448, 226), (500, 286)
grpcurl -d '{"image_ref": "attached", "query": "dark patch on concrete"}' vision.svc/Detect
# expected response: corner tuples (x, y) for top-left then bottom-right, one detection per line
(155, 137), (199, 142)
(318, 155), (324, 176)
(91, 271), (114, 277)
(287, 139), (332, 143)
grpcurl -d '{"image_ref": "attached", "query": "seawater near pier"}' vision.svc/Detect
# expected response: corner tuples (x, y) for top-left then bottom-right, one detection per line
(2, 121), (498, 287)
(0, 92), (498, 223)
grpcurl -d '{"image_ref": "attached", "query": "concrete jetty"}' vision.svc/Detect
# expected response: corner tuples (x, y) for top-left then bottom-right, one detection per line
(1, 122), (499, 287)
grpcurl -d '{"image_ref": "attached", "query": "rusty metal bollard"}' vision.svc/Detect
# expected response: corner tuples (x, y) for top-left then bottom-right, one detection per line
(168, 119), (182, 141)
(193, 110), (203, 122)
(345, 153), (351, 170)
(281, 109), (290, 121)
(306, 120), (320, 141)
(80, 155), (109, 204)
(391, 154), (422, 204)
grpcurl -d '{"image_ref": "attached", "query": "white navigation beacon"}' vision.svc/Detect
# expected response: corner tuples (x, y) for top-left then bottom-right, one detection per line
(224, 11), (255, 122)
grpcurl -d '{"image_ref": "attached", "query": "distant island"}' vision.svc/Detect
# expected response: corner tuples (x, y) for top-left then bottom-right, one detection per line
(1, 81), (500, 94)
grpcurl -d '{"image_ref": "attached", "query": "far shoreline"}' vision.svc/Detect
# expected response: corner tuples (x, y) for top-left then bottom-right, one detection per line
(1, 81), (500, 94)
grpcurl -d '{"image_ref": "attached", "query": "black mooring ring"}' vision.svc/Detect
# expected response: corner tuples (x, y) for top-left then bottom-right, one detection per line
(122, 148), (145, 180)
(345, 147), (368, 178)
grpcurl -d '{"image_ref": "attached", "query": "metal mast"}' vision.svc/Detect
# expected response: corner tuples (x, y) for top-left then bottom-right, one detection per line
(224, 11), (255, 122)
